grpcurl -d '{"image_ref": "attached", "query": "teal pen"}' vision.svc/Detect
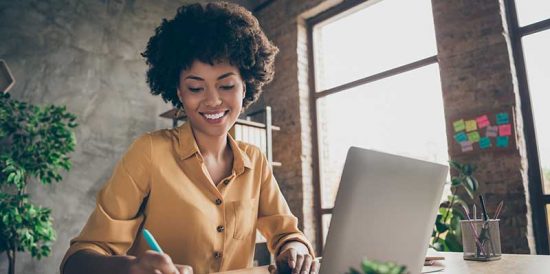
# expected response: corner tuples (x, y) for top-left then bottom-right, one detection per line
(143, 228), (164, 254)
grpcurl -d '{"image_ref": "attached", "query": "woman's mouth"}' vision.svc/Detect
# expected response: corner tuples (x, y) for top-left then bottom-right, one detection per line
(200, 110), (229, 123)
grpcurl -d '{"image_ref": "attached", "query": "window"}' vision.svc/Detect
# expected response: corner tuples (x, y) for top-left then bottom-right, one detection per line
(506, 0), (550, 254)
(308, 0), (447, 249)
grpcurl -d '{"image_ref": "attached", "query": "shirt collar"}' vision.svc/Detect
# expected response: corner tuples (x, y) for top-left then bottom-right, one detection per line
(176, 122), (200, 160)
(176, 122), (253, 172)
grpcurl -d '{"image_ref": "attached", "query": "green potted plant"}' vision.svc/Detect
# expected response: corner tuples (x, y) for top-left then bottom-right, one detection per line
(346, 259), (406, 274)
(431, 160), (479, 252)
(0, 93), (78, 274)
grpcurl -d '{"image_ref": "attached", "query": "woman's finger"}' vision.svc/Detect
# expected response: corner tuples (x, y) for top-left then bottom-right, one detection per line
(176, 264), (194, 274)
(293, 254), (304, 274)
(300, 255), (312, 274)
(287, 248), (297, 269)
(310, 260), (320, 274)
(142, 251), (178, 274)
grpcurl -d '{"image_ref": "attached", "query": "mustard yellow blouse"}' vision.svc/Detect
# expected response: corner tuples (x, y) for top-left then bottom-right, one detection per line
(60, 122), (314, 274)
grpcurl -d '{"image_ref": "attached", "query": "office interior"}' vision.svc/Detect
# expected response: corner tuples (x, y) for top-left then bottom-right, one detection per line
(1, 0), (549, 273)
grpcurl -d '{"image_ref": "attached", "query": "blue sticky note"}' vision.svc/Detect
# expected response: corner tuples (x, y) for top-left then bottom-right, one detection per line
(479, 137), (491, 149)
(496, 136), (509, 148)
(454, 132), (468, 143)
(496, 112), (509, 125)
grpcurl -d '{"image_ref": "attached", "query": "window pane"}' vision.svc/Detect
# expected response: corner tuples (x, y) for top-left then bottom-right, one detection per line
(317, 64), (448, 209)
(313, 0), (437, 91)
(515, 0), (550, 27)
(322, 213), (332, 249)
(522, 30), (550, 193)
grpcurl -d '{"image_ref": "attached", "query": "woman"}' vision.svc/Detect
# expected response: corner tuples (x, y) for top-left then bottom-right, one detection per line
(61, 2), (318, 274)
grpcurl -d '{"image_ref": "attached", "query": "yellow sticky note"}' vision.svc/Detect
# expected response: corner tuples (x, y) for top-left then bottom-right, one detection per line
(465, 120), (477, 132)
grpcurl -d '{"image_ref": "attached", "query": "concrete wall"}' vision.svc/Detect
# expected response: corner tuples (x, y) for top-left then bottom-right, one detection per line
(0, 1), (183, 273)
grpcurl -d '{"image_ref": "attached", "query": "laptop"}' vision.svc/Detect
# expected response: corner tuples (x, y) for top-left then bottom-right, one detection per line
(319, 147), (448, 274)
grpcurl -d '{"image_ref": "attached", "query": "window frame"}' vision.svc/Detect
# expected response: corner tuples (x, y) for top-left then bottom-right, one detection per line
(306, 0), (440, 250)
(504, 0), (550, 255)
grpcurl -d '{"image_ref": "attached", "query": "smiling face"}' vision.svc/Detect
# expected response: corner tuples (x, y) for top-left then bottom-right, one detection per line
(178, 60), (245, 138)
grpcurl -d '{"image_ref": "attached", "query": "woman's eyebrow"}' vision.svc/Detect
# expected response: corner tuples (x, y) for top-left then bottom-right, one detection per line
(217, 72), (236, 80)
(184, 75), (204, 81)
(183, 72), (235, 81)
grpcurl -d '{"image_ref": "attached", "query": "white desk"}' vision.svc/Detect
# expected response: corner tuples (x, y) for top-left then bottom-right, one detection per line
(214, 252), (550, 274)
(427, 251), (550, 273)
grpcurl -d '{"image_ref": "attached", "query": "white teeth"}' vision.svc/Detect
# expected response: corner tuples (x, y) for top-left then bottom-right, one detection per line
(203, 112), (225, 120)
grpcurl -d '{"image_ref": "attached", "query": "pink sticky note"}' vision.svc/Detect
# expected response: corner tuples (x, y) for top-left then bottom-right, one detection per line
(476, 115), (490, 128)
(499, 124), (512, 136)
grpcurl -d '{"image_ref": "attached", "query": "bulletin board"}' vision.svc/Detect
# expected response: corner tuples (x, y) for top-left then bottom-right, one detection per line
(448, 107), (517, 155)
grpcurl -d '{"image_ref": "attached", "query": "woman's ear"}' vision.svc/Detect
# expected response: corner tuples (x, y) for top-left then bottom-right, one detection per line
(177, 88), (183, 102)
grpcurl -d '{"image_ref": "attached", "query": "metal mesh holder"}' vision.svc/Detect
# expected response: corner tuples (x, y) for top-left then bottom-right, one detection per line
(460, 219), (502, 261)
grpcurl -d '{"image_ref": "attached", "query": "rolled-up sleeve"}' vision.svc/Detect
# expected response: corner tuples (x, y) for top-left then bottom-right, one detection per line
(255, 153), (315, 257)
(60, 133), (152, 273)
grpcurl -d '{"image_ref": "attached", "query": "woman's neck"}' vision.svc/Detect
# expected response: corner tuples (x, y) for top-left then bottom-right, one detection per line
(192, 128), (230, 162)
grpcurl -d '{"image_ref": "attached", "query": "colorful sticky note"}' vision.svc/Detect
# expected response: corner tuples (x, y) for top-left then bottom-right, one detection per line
(496, 136), (509, 148)
(476, 115), (490, 128)
(460, 141), (473, 152)
(468, 131), (481, 143)
(479, 137), (491, 149)
(486, 126), (498, 137)
(499, 124), (512, 136)
(465, 120), (477, 132)
(496, 112), (509, 125)
(453, 119), (466, 132)
(454, 132), (468, 143)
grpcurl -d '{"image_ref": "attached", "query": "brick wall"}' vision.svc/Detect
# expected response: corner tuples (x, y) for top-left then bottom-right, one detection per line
(432, 0), (534, 253)
(257, 0), (536, 254)
(255, 0), (342, 254)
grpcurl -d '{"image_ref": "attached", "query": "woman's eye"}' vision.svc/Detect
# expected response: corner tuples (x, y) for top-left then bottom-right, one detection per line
(188, 87), (203, 92)
(220, 85), (235, 90)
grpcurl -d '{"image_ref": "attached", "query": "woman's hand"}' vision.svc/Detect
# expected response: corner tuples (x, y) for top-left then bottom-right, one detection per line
(128, 250), (193, 274)
(269, 241), (319, 274)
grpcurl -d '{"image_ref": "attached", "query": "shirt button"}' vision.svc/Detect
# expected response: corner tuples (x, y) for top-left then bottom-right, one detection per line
(214, 251), (223, 259)
(215, 198), (222, 205)
(217, 225), (225, 232)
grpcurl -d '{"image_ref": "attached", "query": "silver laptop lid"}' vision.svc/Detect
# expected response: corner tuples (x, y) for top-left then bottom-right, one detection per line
(320, 147), (448, 274)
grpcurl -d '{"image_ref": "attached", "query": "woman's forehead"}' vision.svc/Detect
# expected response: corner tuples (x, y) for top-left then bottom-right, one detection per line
(181, 60), (241, 79)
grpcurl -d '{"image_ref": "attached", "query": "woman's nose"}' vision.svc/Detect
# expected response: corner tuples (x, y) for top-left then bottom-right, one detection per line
(204, 88), (222, 107)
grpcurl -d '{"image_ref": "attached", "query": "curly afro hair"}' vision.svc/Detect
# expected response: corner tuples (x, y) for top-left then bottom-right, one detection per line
(141, 1), (279, 110)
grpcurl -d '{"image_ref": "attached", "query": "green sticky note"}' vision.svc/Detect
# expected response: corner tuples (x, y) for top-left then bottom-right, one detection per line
(453, 119), (466, 132)
(496, 112), (509, 125)
(454, 132), (468, 143)
(496, 136), (509, 147)
(479, 137), (491, 149)
(467, 131), (480, 143)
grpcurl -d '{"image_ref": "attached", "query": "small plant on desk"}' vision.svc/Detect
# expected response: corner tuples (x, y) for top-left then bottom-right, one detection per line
(346, 259), (406, 274)
(431, 160), (479, 252)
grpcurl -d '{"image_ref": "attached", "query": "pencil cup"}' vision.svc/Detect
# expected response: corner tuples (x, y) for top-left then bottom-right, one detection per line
(460, 219), (501, 261)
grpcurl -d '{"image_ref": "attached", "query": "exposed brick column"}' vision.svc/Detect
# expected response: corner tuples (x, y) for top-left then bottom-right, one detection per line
(432, 0), (534, 253)
(254, 0), (336, 253)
